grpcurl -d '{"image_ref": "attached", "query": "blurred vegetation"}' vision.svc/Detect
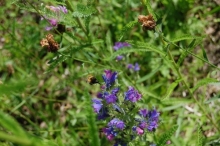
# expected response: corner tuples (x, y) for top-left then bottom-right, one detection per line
(0, 0), (220, 145)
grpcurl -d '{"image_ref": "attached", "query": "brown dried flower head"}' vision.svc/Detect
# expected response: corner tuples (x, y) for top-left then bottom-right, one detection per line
(138, 14), (156, 31)
(40, 34), (59, 52)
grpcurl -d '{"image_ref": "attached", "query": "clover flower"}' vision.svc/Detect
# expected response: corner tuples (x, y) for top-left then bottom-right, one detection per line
(102, 70), (117, 89)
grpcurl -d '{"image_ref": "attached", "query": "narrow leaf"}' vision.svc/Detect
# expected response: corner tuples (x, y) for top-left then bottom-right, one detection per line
(137, 62), (162, 83)
(170, 34), (203, 43)
(191, 78), (219, 93)
(118, 21), (138, 41)
(157, 125), (178, 146)
(162, 79), (182, 100)
(201, 45), (209, 62)
(85, 92), (100, 146)
(0, 111), (28, 138)
(144, 0), (157, 21)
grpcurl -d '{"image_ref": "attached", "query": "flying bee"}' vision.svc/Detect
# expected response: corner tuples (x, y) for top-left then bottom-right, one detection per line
(87, 75), (100, 85)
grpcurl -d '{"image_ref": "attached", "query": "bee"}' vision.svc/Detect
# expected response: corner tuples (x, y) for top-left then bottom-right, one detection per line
(87, 75), (100, 85)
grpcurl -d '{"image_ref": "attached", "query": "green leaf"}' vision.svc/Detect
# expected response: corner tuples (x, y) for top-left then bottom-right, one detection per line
(143, 0), (157, 21)
(157, 125), (178, 146)
(128, 40), (166, 55)
(118, 21), (138, 41)
(201, 44), (209, 62)
(162, 79), (182, 100)
(191, 78), (219, 93)
(0, 111), (28, 138)
(85, 92), (100, 146)
(170, 34), (204, 43)
(197, 127), (204, 146)
(177, 39), (202, 66)
(0, 81), (28, 96)
(137, 62), (162, 83)
(73, 4), (97, 17)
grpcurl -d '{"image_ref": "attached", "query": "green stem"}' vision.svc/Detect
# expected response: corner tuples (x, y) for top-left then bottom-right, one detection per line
(167, 47), (220, 132)
(0, 132), (32, 145)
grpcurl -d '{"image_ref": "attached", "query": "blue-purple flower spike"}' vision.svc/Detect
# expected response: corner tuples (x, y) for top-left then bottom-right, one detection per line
(92, 99), (103, 113)
(102, 70), (118, 89)
(124, 86), (142, 102)
(134, 63), (140, 71)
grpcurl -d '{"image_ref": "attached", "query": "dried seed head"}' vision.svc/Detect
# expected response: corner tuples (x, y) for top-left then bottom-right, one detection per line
(138, 14), (156, 31)
(40, 34), (59, 52)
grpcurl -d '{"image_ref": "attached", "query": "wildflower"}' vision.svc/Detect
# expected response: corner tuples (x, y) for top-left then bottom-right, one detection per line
(108, 118), (125, 130)
(124, 86), (142, 102)
(139, 109), (148, 117)
(102, 70), (117, 89)
(138, 14), (156, 31)
(113, 42), (131, 51)
(105, 94), (117, 104)
(134, 63), (140, 71)
(139, 121), (147, 129)
(44, 5), (68, 31)
(40, 34), (59, 52)
(103, 127), (117, 140)
(92, 99), (103, 113)
(46, 5), (68, 14)
(97, 107), (109, 120)
(116, 55), (123, 61)
(127, 64), (133, 69)
(111, 87), (119, 94)
(133, 126), (144, 135)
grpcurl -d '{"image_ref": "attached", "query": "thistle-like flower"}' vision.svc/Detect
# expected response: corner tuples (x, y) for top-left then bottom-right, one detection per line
(138, 14), (156, 31)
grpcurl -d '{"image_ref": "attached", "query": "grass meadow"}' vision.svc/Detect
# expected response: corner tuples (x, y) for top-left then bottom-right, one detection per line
(0, 0), (220, 146)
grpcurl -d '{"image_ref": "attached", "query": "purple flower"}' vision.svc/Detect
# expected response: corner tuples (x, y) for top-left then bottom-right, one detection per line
(135, 127), (144, 135)
(127, 64), (133, 69)
(113, 42), (131, 51)
(147, 120), (158, 131)
(148, 109), (160, 121)
(97, 107), (109, 120)
(139, 121), (147, 129)
(116, 55), (124, 61)
(49, 18), (58, 26)
(124, 86), (142, 102)
(105, 94), (117, 104)
(58, 6), (68, 13)
(108, 118), (125, 130)
(103, 127), (117, 140)
(139, 109), (148, 117)
(92, 99), (103, 113)
(46, 5), (68, 13)
(102, 70), (117, 89)
(111, 87), (119, 94)
(97, 92), (108, 99)
(134, 63), (140, 71)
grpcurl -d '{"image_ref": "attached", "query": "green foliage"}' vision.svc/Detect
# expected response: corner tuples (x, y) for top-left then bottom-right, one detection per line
(197, 127), (204, 146)
(1, 0), (220, 145)
(73, 4), (97, 18)
(157, 125), (178, 146)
